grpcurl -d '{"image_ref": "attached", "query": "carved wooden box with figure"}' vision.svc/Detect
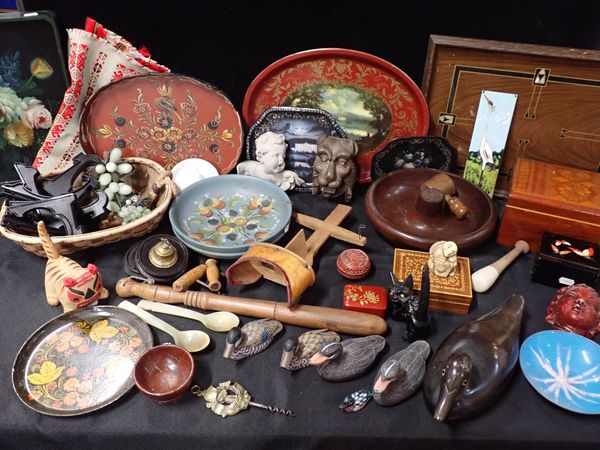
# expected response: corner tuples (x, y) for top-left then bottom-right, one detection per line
(392, 249), (472, 314)
(497, 158), (600, 253)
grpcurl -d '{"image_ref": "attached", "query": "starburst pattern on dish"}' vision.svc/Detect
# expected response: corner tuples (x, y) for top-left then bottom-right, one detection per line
(531, 346), (600, 405)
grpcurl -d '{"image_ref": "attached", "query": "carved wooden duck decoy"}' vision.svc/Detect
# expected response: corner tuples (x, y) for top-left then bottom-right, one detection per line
(373, 340), (430, 406)
(423, 294), (525, 421)
(280, 329), (340, 371)
(223, 318), (283, 360)
(309, 335), (386, 381)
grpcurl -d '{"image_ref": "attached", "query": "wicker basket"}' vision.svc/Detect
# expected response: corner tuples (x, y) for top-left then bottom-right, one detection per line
(0, 157), (174, 257)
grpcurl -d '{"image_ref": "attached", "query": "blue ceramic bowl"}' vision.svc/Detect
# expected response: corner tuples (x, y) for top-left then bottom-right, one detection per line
(520, 330), (600, 414)
(169, 175), (292, 259)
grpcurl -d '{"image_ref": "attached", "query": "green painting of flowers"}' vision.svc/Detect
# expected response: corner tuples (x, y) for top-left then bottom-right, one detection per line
(0, 50), (54, 152)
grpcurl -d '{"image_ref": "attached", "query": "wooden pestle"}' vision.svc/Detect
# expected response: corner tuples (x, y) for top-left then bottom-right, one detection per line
(172, 264), (206, 292)
(115, 278), (387, 336)
(471, 240), (530, 293)
(205, 258), (221, 292)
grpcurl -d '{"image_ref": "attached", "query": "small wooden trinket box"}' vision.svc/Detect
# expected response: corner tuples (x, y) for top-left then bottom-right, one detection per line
(531, 232), (600, 289)
(392, 249), (472, 314)
(497, 158), (600, 253)
(342, 284), (388, 318)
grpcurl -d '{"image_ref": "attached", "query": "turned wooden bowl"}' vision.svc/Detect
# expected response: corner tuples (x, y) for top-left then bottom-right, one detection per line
(365, 169), (497, 251)
(134, 344), (195, 404)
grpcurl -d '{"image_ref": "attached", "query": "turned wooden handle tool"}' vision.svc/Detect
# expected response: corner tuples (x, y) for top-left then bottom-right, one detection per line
(471, 240), (529, 293)
(172, 264), (207, 292)
(205, 259), (221, 292)
(444, 194), (469, 220)
(115, 278), (387, 336)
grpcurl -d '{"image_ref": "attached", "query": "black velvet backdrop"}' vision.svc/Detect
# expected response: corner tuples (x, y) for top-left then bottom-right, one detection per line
(22, 0), (600, 110)
(1, 1), (599, 449)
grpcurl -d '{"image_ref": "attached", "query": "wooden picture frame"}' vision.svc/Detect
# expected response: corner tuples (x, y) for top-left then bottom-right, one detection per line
(422, 35), (600, 195)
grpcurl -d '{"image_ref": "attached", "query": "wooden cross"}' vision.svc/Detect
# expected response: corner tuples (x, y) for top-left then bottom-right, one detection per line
(286, 204), (366, 265)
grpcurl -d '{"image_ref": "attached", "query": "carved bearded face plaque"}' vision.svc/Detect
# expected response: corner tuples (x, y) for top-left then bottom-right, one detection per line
(311, 136), (358, 202)
(545, 284), (600, 338)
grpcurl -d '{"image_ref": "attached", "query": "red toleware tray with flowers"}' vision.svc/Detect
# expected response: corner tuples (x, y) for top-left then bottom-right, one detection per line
(243, 48), (429, 183)
(80, 73), (243, 172)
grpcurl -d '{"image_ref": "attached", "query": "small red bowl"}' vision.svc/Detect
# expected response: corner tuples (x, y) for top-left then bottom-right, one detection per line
(134, 344), (195, 404)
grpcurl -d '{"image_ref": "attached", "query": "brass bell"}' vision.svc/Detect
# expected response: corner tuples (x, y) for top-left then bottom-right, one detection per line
(149, 238), (178, 268)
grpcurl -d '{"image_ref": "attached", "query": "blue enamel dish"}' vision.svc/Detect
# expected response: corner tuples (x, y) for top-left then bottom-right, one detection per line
(520, 330), (600, 414)
(169, 175), (292, 259)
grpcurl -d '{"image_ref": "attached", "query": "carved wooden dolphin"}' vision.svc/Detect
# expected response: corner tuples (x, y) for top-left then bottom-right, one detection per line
(423, 294), (524, 421)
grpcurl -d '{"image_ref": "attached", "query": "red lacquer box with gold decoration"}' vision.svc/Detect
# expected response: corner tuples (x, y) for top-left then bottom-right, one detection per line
(342, 284), (388, 318)
(497, 158), (600, 253)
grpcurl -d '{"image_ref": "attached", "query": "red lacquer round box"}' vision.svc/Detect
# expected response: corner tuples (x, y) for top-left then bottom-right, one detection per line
(337, 249), (371, 280)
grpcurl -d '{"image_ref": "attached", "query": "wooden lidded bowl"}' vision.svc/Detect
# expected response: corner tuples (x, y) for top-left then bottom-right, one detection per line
(134, 344), (195, 404)
(365, 168), (497, 251)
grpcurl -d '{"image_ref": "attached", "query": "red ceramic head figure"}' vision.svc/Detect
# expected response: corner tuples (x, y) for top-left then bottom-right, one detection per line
(545, 284), (600, 338)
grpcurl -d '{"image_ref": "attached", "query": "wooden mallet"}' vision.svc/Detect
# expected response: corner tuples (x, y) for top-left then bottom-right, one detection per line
(471, 240), (529, 293)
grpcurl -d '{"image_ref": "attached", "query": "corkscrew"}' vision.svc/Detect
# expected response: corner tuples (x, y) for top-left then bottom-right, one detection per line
(191, 381), (295, 418)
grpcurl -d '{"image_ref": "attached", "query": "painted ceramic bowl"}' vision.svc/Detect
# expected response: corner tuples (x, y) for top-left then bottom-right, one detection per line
(520, 330), (600, 414)
(169, 175), (292, 258)
(134, 344), (194, 404)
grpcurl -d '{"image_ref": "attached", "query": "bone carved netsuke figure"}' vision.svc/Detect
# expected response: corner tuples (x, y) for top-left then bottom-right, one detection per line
(428, 241), (458, 278)
(311, 136), (358, 202)
(237, 131), (305, 191)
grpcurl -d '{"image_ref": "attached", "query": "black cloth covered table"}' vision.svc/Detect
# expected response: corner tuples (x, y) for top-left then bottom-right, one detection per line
(1, 185), (599, 450)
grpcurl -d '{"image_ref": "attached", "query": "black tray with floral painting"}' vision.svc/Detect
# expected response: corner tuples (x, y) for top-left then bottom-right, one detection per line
(12, 306), (152, 416)
(0, 11), (68, 192)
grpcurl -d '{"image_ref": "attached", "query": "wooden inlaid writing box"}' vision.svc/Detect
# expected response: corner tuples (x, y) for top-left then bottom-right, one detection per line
(392, 249), (472, 314)
(422, 35), (600, 195)
(497, 158), (600, 253)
